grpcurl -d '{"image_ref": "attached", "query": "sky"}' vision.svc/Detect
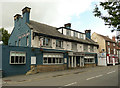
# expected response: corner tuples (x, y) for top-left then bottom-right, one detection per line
(0, 0), (116, 39)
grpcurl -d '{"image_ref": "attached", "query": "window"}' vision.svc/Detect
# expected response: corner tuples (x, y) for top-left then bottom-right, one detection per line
(66, 30), (71, 36)
(108, 42), (110, 46)
(73, 31), (78, 37)
(15, 41), (17, 46)
(84, 44), (88, 52)
(43, 37), (51, 47)
(113, 43), (115, 46)
(90, 46), (94, 52)
(114, 49), (116, 54)
(79, 33), (83, 39)
(56, 39), (63, 48)
(72, 42), (77, 51)
(43, 53), (63, 64)
(108, 48), (110, 54)
(18, 39), (20, 46)
(84, 56), (95, 63)
(26, 36), (29, 46)
(10, 51), (26, 64)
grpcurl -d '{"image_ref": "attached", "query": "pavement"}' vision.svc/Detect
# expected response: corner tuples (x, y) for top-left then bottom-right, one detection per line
(1, 65), (119, 87)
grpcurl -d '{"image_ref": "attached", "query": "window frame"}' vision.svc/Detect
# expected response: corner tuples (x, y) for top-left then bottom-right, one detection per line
(10, 51), (26, 64)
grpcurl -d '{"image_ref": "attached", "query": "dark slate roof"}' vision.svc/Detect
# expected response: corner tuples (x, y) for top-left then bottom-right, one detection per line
(97, 33), (115, 43)
(27, 20), (98, 46)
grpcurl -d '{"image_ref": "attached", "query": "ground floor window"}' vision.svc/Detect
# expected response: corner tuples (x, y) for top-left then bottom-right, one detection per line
(84, 56), (95, 63)
(10, 51), (26, 64)
(43, 53), (63, 64)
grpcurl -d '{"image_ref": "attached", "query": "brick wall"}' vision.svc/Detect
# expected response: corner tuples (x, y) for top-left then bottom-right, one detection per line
(84, 64), (96, 67)
(31, 64), (67, 73)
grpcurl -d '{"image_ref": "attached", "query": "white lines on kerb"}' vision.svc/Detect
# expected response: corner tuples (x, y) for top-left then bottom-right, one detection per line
(64, 82), (77, 86)
(86, 74), (103, 80)
(107, 71), (115, 74)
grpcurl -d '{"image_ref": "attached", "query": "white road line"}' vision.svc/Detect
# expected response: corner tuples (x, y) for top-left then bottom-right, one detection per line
(107, 71), (115, 74)
(95, 75), (103, 78)
(86, 76), (96, 80)
(64, 82), (77, 86)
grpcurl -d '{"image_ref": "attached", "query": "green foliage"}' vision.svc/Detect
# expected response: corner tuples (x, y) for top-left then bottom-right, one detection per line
(93, 1), (120, 30)
(0, 28), (10, 45)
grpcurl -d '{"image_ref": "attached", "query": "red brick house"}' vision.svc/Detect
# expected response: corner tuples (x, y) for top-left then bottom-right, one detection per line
(92, 33), (119, 66)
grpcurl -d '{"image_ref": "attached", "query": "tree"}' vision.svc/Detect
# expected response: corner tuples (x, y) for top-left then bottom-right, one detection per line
(0, 28), (10, 45)
(93, 0), (120, 40)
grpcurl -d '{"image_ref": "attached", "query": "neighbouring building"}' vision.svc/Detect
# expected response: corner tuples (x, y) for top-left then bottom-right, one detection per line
(117, 42), (120, 63)
(1, 7), (99, 77)
(92, 33), (119, 66)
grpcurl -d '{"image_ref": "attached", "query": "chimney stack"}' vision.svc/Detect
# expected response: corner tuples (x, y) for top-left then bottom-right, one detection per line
(64, 23), (71, 29)
(112, 36), (116, 42)
(85, 30), (91, 39)
(14, 14), (21, 20)
(22, 7), (31, 23)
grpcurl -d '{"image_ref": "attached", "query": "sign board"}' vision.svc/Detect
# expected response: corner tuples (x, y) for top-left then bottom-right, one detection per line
(31, 56), (36, 64)
(68, 52), (73, 56)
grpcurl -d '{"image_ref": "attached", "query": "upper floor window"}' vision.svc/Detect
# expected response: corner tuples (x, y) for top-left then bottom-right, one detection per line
(108, 42), (110, 46)
(72, 42), (77, 51)
(114, 49), (116, 54)
(43, 37), (51, 47)
(84, 44), (88, 52)
(79, 33), (83, 39)
(56, 39), (63, 48)
(15, 41), (17, 46)
(113, 43), (115, 46)
(73, 31), (78, 37)
(18, 39), (21, 46)
(90, 46), (94, 52)
(66, 30), (71, 36)
(108, 48), (110, 54)
(26, 36), (29, 46)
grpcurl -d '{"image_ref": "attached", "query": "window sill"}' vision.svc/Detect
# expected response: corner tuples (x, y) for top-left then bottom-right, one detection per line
(10, 63), (26, 65)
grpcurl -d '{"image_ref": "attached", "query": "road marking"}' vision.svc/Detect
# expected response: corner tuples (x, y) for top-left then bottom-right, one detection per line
(64, 82), (77, 86)
(86, 76), (96, 80)
(107, 71), (115, 74)
(95, 75), (103, 78)
(86, 74), (103, 80)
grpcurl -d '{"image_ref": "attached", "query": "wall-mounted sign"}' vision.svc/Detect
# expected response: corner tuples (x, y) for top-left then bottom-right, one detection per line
(18, 32), (30, 39)
(31, 56), (36, 64)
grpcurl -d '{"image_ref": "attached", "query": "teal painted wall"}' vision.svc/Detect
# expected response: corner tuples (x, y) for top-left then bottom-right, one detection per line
(8, 14), (31, 47)
(2, 45), (31, 77)
(1, 45), (68, 77)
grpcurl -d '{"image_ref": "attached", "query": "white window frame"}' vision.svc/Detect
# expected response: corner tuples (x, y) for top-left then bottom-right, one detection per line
(43, 53), (63, 65)
(10, 51), (26, 64)
(113, 43), (115, 47)
(108, 48), (110, 54)
(84, 56), (95, 63)
(108, 42), (110, 46)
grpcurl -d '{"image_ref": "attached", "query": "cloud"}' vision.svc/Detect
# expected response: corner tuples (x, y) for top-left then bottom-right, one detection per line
(1, 0), (94, 33)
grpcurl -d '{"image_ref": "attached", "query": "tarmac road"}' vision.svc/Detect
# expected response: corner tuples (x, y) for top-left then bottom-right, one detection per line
(2, 65), (119, 87)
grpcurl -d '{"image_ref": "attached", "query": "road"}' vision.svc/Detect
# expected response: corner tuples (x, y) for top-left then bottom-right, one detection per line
(2, 65), (119, 87)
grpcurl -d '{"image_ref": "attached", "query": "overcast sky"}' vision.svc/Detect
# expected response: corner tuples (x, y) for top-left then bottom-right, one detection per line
(0, 0), (116, 38)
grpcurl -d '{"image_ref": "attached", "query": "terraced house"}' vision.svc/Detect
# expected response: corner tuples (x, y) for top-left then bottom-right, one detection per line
(92, 33), (119, 66)
(1, 7), (99, 77)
